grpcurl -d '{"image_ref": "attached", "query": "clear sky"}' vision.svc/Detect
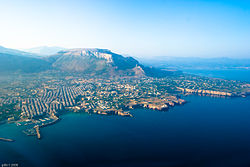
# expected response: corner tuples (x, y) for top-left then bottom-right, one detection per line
(0, 0), (250, 58)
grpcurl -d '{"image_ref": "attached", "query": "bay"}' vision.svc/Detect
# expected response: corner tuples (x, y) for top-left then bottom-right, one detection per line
(1, 69), (250, 167)
(0, 95), (250, 167)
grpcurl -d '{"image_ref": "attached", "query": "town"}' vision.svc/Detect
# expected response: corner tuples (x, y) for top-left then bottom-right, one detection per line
(0, 73), (249, 138)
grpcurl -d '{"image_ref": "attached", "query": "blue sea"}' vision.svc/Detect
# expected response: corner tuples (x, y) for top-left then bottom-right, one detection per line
(0, 70), (250, 167)
(183, 69), (250, 82)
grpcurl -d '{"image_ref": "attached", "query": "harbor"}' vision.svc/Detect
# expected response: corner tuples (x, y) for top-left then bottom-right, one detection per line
(17, 115), (59, 139)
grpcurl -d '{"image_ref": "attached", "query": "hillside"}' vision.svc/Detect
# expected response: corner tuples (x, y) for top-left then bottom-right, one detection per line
(0, 45), (39, 58)
(47, 48), (143, 76)
(0, 53), (50, 73)
(46, 48), (174, 77)
(0, 46), (174, 77)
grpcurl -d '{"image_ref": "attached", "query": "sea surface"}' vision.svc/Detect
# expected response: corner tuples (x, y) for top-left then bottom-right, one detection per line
(183, 69), (250, 82)
(0, 70), (250, 167)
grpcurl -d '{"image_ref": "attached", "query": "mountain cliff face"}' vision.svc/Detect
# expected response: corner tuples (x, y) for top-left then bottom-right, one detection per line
(47, 48), (144, 76)
(0, 46), (173, 77)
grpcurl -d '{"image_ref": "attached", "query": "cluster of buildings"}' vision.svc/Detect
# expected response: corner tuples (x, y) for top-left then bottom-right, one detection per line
(173, 75), (250, 97)
(0, 74), (249, 121)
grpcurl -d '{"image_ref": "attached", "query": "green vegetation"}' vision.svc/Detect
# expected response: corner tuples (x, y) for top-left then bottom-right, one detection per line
(0, 103), (21, 122)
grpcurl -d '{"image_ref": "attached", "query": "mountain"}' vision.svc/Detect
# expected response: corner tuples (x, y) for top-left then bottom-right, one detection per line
(22, 46), (65, 56)
(0, 45), (39, 58)
(0, 53), (50, 73)
(47, 48), (141, 75)
(0, 46), (174, 77)
(47, 48), (173, 77)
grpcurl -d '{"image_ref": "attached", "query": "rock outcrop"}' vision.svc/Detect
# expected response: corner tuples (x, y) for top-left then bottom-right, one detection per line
(177, 87), (233, 96)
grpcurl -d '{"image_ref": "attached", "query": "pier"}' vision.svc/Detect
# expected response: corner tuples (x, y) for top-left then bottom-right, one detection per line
(34, 125), (41, 139)
(0, 137), (14, 142)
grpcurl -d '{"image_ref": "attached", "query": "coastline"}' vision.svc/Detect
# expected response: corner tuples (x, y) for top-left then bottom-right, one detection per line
(0, 92), (249, 141)
(1, 93), (250, 167)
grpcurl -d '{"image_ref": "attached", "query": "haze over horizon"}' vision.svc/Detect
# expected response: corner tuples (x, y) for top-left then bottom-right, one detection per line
(0, 0), (250, 58)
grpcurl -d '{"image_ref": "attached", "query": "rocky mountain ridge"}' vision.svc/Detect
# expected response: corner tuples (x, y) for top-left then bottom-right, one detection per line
(47, 48), (145, 76)
(0, 46), (174, 77)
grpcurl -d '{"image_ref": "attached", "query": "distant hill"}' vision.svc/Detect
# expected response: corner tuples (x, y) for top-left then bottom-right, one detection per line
(22, 46), (65, 56)
(0, 45), (39, 58)
(0, 53), (50, 73)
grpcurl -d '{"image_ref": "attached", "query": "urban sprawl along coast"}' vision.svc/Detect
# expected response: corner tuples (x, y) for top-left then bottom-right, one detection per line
(0, 73), (249, 139)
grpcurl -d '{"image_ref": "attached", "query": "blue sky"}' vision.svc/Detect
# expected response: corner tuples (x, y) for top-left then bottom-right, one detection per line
(0, 0), (250, 58)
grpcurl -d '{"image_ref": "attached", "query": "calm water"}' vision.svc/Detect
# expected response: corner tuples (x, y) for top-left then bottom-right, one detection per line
(183, 69), (250, 82)
(1, 70), (250, 167)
